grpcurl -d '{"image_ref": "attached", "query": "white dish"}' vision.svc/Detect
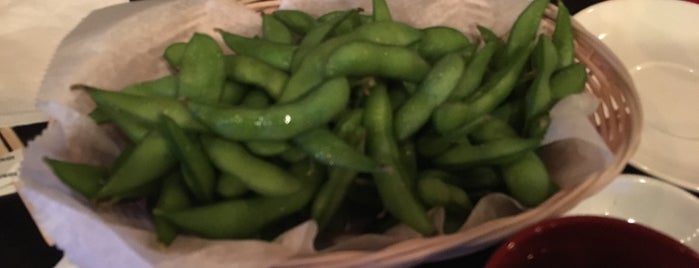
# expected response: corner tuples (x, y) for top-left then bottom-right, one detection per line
(566, 174), (699, 251)
(574, 0), (699, 192)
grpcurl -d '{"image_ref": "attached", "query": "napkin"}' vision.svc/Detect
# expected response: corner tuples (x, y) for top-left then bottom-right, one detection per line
(18, 0), (615, 267)
(0, 0), (126, 128)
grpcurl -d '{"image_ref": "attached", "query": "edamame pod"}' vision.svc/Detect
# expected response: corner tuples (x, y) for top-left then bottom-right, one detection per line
(189, 77), (350, 141)
(96, 130), (176, 199)
(281, 21), (423, 102)
(201, 136), (301, 196)
(178, 33), (225, 103)
(121, 75), (178, 98)
(163, 42), (187, 70)
(416, 26), (471, 62)
(364, 84), (435, 236)
(84, 87), (207, 132)
(372, 0), (392, 22)
(524, 35), (558, 130)
(44, 158), (107, 200)
(395, 53), (464, 140)
(499, 151), (552, 207)
(294, 128), (377, 172)
(153, 171), (191, 245)
(552, 1), (575, 68)
(434, 137), (540, 169)
(273, 10), (316, 35)
(160, 115), (216, 202)
(223, 55), (288, 99)
(432, 44), (533, 134)
(450, 41), (498, 100)
(325, 41), (430, 83)
(98, 106), (150, 142)
(219, 30), (297, 71)
(291, 10), (358, 72)
(262, 14), (294, 44)
(155, 162), (318, 239)
(550, 63), (587, 101)
(500, 0), (548, 66)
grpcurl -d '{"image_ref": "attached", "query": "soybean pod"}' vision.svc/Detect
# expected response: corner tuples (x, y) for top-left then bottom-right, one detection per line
(364, 84), (435, 236)
(189, 77), (350, 141)
(201, 136), (301, 196)
(178, 33), (225, 103)
(394, 52), (464, 140)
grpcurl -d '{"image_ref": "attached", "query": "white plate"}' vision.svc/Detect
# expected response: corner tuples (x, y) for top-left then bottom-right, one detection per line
(574, 0), (699, 192)
(566, 174), (699, 251)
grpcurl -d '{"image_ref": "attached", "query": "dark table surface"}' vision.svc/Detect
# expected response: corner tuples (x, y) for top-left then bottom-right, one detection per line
(1, 1), (689, 267)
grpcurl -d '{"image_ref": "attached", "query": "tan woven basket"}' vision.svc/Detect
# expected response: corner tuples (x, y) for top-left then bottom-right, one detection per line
(236, 1), (642, 267)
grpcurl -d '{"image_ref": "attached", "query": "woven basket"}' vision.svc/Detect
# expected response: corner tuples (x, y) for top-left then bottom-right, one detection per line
(236, 1), (642, 267)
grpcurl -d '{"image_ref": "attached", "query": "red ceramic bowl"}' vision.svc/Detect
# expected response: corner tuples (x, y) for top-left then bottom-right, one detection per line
(485, 216), (699, 268)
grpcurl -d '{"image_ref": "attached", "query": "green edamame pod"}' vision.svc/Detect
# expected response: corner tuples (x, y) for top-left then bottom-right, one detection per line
(550, 63), (587, 101)
(219, 81), (249, 105)
(84, 87), (207, 132)
(388, 86), (409, 111)
(417, 174), (473, 210)
(163, 42), (187, 70)
(219, 30), (297, 71)
(417, 176), (451, 207)
(155, 162), (318, 239)
(372, 0), (392, 22)
(262, 14), (294, 44)
(273, 10), (316, 35)
(223, 55), (288, 99)
(291, 10), (358, 72)
(399, 141), (418, 180)
(98, 106), (150, 142)
(432, 44), (533, 134)
(416, 26), (471, 62)
(89, 75), (179, 124)
(450, 41), (498, 100)
(178, 33), (225, 103)
(364, 84), (435, 236)
(96, 130), (176, 199)
(245, 140), (290, 157)
(434, 137), (540, 169)
(44, 158), (107, 200)
(311, 126), (366, 229)
(281, 21), (423, 102)
(201, 135), (301, 196)
(189, 77), (349, 141)
(469, 116), (518, 143)
(160, 115), (216, 202)
(153, 171), (191, 245)
(395, 53), (464, 140)
(524, 35), (558, 130)
(216, 173), (249, 199)
(499, 151), (552, 207)
(317, 9), (363, 37)
(500, 0), (548, 66)
(294, 128), (377, 172)
(121, 75), (178, 98)
(325, 41), (430, 83)
(552, 1), (575, 68)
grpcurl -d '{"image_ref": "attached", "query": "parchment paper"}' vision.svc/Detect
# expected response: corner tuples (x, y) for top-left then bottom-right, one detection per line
(18, 0), (614, 267)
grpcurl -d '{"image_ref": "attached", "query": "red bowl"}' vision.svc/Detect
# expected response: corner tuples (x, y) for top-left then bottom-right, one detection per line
(485, 216), (699, 268)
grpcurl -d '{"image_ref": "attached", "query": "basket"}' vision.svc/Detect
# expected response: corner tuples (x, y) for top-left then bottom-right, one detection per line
(234, 1), (642, 267)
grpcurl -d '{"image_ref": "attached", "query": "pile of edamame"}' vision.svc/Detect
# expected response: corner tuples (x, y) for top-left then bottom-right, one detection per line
(45, 0), (587, 245)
